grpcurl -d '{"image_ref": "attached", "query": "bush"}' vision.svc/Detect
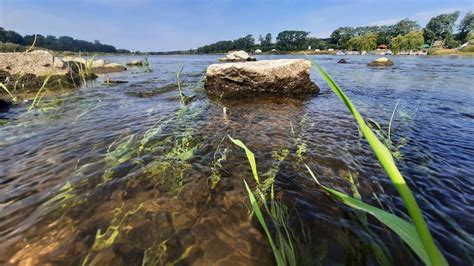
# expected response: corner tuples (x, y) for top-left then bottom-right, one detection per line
(460, 45), (474, 52)
(0, 42), (26, 52)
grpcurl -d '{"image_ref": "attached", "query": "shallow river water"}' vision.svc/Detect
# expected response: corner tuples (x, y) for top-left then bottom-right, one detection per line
(0, 54), (473, 265)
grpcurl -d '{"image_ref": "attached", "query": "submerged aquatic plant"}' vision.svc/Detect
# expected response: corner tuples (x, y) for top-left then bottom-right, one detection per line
(311, 62), (447, 266)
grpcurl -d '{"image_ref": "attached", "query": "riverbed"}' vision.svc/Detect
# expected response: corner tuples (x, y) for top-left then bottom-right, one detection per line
(0, 54), (473, 265)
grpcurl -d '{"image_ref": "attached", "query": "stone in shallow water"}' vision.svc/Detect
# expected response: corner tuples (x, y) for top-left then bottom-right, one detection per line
(204, 59), (319, 98)
(368, 57), (394, 67)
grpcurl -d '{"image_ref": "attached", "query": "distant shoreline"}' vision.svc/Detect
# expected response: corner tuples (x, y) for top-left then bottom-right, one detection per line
(1, 48), (473, 57)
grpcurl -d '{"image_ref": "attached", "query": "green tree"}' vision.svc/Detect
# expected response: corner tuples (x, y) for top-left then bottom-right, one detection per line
(276, 30), (309, 51)
(346, 33), (378, 52)
(233, 34), (255, 51)
(390, 31), (424, 54)
(330, 27), (355, 48)
(377, 25), (394, 45)
(458, 11), (474, 43)
(424, 11), (460, 45)
(390, 35), (405, 54)
(259, 33), (272, 51)
(393, 18), (420, 36)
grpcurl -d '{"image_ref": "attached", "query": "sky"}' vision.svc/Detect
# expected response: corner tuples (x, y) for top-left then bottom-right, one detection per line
(1, 0), (473, 51)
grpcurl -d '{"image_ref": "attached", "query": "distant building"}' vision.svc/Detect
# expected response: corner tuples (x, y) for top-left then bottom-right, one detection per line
(377, 44), (388, 49)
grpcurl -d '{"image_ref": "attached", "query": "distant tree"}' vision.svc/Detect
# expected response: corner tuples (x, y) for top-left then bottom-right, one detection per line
(424, 11), (460, 45)
(3, 30), (24, 44)
(458, 12), (474, 43)
(393, 18), (420, 36)
(404, 31), (424, 50)
(330, 27), (355, 48)
(233, 34), (255, 51)
(259, 33), (272, 51)
(305, 37), (330, 50)
(390, 35), (405, 54)
(346, 33), (378, 52)
(276, 30), (309, 51)
(376, 25), (393, 45)
(390, 31), (424, 54)
(0, 27), (119, 52)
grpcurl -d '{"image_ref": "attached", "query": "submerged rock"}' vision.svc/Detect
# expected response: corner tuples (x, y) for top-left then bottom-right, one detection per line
(126, 60), (143, 66)
(92, 63), (127, 74)
(0, 50), (80, 90)
(204, 59), (319, 98)
(368, 57), (393, 67)
(337, 59), (347, 64)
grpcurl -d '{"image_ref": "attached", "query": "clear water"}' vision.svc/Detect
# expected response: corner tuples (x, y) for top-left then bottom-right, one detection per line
(0, 54), (473, 265)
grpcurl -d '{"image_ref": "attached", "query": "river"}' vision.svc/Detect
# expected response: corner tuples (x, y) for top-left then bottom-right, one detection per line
(0, 54), (473, 265)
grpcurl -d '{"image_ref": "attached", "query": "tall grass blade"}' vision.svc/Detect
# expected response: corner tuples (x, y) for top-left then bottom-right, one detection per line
(307, 165), (430, 265)
(0, 83), (17, 102)
(244, 180), (285, 266)
(28, 72), (52, 111)
(311, 62), (447, 265)
(229, 136), (260, 184)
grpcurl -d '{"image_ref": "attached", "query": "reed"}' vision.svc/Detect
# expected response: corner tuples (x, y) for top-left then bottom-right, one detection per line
(230, 136), (298, 266)
(310, 61), (447, 266)
(0, 82), (17, 102)
(28, 72), (53, 111)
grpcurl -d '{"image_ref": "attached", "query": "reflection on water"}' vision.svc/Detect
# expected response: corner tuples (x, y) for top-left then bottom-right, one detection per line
(0, 55), (473, 265)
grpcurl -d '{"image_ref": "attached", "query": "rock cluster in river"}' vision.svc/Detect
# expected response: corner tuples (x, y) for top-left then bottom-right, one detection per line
(219, 50), (256, 62)
(63, 56), (127, 74)
(205, 59), (319, 98)
(0, 50), (80, 89)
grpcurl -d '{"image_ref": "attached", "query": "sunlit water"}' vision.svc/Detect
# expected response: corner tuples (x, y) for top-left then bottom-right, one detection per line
(0, 54), (473, 265)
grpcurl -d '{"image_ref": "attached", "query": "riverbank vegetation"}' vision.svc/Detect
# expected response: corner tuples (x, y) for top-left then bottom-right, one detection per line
(0, 27), (129, 53)
(195, 11), (473, 54)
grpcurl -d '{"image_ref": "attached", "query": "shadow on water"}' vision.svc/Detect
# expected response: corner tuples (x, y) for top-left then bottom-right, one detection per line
(0, 54), (473, 265)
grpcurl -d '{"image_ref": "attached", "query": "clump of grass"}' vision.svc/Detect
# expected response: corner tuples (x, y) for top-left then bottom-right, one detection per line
(310, 61), (447, 266)
(142, 56), (153, 72)
(366, 98), (407, 160)
(175, 66), (193, 106)
(209, 137), (228, 189)
(230, 136), (298, 266)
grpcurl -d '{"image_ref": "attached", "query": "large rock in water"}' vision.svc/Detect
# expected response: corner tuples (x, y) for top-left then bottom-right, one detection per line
(0, 50), (79, 90)
(368, 57), (394, 67)
(204, 59), (319, 98)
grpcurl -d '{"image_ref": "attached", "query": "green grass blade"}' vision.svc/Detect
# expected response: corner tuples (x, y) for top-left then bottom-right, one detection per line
(306, 165), (430, 265)
(229, 136), (260, 184)
(244, 180), (285, 266)
(28, 72), (52, 111)
(0, 83), (17, 102)
(311, 62), (447, 266)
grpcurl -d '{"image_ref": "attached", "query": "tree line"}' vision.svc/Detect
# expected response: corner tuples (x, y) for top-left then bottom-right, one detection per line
(0, 27), (130, 53)
(196, 11), (473, 53)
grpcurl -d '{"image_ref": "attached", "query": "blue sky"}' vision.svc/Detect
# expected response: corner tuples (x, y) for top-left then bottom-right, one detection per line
(1, 0), (472, 51)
